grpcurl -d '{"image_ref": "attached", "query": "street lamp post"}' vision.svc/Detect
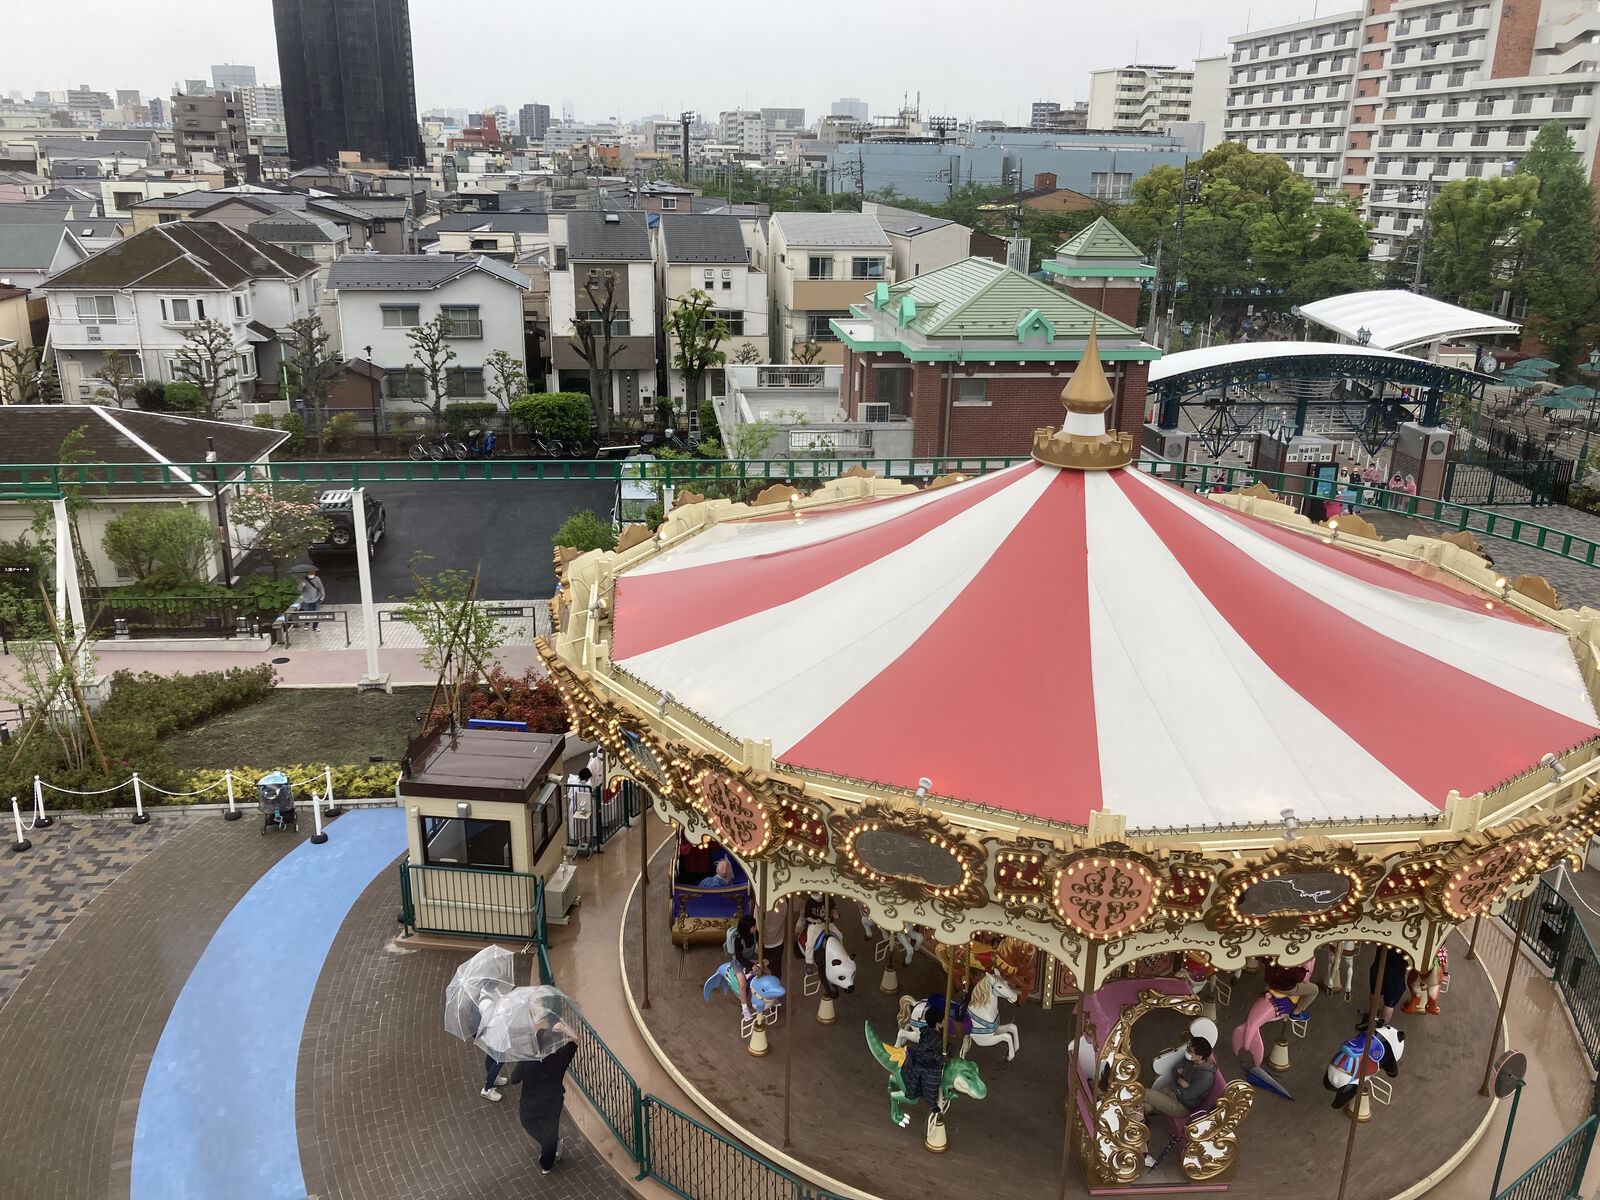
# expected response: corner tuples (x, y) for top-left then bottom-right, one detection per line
(1179, 320), (1192, 349)
(1357, 326), (1372, 347)
(365, 343), (380, 452)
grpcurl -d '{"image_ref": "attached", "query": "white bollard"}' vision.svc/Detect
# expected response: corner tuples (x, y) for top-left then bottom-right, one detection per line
(11, 797), (31, 853)
(223, 770), (241, 821)
(309, 788), (328, 844)
(32, 775), (51, 828)
(323, 765), (338, 816)
(131, 772), (149, 825)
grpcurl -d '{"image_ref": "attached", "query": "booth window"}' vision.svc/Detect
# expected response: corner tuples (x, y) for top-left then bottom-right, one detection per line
(421, 816), (513, 870)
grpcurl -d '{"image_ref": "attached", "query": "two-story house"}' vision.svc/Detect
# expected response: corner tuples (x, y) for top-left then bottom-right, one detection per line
(325, 254), (530, 417)
(548, 211), (658, 415)
(421, 212), (550, 262)
(656, 214), (768, 408)
(766, 212), (893, 365)
(41, 221), (320, 410)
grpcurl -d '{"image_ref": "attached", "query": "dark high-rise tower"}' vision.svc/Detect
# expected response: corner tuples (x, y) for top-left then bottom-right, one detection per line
(272, 0), (423, 170)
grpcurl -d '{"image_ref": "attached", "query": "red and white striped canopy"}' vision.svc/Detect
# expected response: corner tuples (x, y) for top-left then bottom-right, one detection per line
(611, 462), (1598, 832)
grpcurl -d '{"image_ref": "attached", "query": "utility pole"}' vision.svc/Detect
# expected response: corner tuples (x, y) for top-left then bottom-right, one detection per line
(1164, 158), (1193, 353)
(857, 146), (866, 206)
(679, 110), (694, 188)
(1148, 232), (1164, 346)
(1411, 179), (1437, 295)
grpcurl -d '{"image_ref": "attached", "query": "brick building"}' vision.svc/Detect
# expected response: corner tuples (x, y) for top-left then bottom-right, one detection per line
(1041, 216), (1156, 328)
(832, 256), (1160, 457)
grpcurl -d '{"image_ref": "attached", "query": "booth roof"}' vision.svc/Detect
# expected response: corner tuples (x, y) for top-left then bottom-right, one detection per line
(608, 462), (1597, 832)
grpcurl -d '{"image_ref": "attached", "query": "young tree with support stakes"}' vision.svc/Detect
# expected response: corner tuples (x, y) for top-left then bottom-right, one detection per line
(568, 271), (621, 437)
(174, 318), (241, 417)
(280, 315), (341, 412)
(485, 349), (526, 412)
(91, 352), (142, 408)
(407, 313), (458, 430)
(665, 288), (729, 418)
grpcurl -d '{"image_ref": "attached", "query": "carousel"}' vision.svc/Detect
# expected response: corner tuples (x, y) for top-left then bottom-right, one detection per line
(539, 330), (1600, 1198)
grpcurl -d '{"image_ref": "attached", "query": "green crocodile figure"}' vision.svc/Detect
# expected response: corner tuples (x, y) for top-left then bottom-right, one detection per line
(864, 1019), (987, 1128)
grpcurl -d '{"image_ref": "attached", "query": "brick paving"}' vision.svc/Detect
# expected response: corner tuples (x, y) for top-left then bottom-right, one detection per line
(0, 812), (197, 1010)
(0, 814), (306, 1200)
(297, 867), (633, 1200)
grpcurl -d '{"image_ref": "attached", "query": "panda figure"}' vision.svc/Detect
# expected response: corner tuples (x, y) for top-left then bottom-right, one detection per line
(1324, 1020), (1405, 1110)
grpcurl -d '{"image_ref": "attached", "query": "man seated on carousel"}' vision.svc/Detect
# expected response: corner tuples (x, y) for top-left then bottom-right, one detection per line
(900, 1000), (961, 1109)
(1142, 1035), (1217, 1120)
(1262, 954), (1319, 1021)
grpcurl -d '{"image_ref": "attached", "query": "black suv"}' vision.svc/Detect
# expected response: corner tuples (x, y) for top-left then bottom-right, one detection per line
(310, 489), (386, 557)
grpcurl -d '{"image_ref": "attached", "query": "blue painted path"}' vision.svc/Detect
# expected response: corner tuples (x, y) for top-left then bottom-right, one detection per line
(131, 808), (408, 1200)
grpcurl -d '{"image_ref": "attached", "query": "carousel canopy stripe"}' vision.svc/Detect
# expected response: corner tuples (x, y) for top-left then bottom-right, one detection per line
(609, 463), (1597, 830)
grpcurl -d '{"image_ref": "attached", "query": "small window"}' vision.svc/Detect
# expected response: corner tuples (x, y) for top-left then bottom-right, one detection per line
(441, 305), (483, 338)
(238, 349), (257, 379)
(806, 311), (845, 341)
(292, 285), (301, 304)
(807, 255), (833, 280)
(373, 220), (387, 232)
(76, 294), (116, 323)
(850, 257), (885, 280)
(722, 279), (732, 289)
(384, 368), (425, 399)
(382, 305), (421, 327)
(445, 366), (486, 397)
(233, 294), (247, 318)
(164, 297), (192, 323)
(158, 212), (180, 224)
(955, 378), (989, 406)
(420, 816), (513, 870)
(660, 197), (678, 210)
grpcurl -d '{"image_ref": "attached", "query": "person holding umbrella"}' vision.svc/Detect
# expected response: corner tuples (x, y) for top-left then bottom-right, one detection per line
(511, 1023), (579, 1174)
(443, 946), (516, 1102)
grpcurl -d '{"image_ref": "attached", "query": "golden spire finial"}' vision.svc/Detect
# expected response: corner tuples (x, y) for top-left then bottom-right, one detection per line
(1060, 319), (1116, 416)
(1031, 317), (1132, 471)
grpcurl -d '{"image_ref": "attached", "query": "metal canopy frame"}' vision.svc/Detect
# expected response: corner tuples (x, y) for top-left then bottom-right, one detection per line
(1152, 350), (1488, 436)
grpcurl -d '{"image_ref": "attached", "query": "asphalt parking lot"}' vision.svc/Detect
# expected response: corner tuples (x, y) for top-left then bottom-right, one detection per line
(308, 479), (616, 602)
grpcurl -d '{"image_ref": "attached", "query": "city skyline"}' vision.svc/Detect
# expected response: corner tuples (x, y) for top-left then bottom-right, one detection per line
(4, 0), (1310, 125)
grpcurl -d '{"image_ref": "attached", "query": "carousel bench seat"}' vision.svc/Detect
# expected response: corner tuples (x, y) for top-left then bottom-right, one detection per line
(668, 852), (754, 946)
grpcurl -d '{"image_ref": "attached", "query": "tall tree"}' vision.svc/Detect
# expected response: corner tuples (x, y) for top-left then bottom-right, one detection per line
(281, 315), (341, 412)
(407, 313), (458, 430)
(173, 318), (240, 418)
(1516, 121), (1600, 373)
(1423, 174), (1540, 309)
(664, 289), (728, 416)
(0, 344), (58, 405)
(90, 352), (141, 408)
(567, 271), (621, 437)
(484, 348), (527, 411)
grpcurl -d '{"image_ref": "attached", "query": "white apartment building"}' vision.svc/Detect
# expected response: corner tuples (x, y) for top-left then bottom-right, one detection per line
(766, 212), (893, 366)
(718, 111), (765, 156)
(1228, 0), (1600, 267)
(1088, 59), (1231, 146)
(656, 214), (768, 406)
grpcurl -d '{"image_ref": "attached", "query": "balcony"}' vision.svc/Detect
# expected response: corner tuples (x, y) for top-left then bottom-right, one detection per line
(49, 315), (139, 349)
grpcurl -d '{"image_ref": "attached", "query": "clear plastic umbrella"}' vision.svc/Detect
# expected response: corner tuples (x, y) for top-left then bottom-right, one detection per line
(444, 945), (516, 1043)
(473, 984), (579, 1062)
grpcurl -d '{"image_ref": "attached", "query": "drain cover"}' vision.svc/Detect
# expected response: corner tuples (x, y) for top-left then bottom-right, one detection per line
(271, 657), (290, 664)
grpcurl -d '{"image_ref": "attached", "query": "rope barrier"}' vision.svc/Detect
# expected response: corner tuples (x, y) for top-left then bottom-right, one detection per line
(140, 778), (230, 798)
(36, 778), (132, 796)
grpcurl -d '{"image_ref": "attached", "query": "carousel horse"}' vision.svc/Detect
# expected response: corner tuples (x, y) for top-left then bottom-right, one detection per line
(959, 969), (1021, 1060)
(702, 961), (787, 1015)
(866, 1019), (987, 1129)
(858, 904), (924, 967)
(797, 917), (857, 997)
(1402, 946), (1448, 1015)
(1325, 1021), (1405, 1110)
(895, 992), (970, 1050)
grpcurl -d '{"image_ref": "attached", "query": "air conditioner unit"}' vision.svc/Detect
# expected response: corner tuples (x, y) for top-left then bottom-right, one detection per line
(85, 324), (102, 341)
(861, 402), (890, 423)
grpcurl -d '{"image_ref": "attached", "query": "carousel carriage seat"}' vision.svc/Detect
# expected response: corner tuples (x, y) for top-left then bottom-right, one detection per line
(669, 835), (754, 946)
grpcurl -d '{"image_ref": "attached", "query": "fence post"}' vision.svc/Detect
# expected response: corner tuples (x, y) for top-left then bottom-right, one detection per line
(131, 772), (149, 825)
(323, 765), (338, 816)
(223, 769), (241, 821)
(11, 797), (30, 853)
(635, 1092), (650, 1182)
(32, 775), (51, 828)
(309, 786), (328, 844)
(397, 859), (414, 936)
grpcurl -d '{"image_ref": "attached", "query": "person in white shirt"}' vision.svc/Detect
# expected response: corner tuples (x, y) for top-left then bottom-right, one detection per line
(565, 767), (599, 857)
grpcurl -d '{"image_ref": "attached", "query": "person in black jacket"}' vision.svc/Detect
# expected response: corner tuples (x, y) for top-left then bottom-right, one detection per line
(510, 1026), (580, 1174)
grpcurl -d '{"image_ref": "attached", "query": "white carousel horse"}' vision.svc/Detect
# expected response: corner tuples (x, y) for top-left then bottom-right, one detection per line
(858, 904), (924, 967)
(797, 918), (857, 997)
(959, 970), (1021, 1060)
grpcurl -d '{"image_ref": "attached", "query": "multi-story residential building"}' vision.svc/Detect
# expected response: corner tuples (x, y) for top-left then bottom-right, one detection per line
(1226, 0), (1600, 267)
(863, 202), (975, 278)
(421, 211), (548, 261)
(645, 119), (685, 159)
(66, 87), (114, 126)
(272, 0), (423, 169)
(761, 108), (806, 139)
(169, 89), (247, 169)
(1088, 59), (1230, 145)
(129, 187), (400, 251)
(766, 211), (893, 365)
(244, 86), (285, 126)
(656, 214), (767, 406)
(326, 254), (529, 412)
(519, 103), (550, 142)
(1032, 101), (1062, 129)
(831, 98), (869, 122)
(0, 223), (87, 293)
(547, 210), (658, 412)
(718, 110), (765, 155)
(41, 221), (320, 409)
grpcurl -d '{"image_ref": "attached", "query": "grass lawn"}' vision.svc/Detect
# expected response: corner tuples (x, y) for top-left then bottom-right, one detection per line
(161, 685), (436, 770)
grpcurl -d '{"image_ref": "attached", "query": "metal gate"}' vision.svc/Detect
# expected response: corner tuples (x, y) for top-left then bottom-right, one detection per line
(1443, 458), (1574, 507)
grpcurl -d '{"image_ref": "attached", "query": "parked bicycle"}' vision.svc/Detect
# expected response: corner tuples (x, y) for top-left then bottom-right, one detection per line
(407, 434), (440, 462)
(462, 429), (498, 459)
(528, 431), (568, 458)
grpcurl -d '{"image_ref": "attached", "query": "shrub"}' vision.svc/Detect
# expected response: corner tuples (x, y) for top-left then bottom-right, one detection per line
(279, 413), (308, 456)
(698, 398), (721, 447)
(322, 411), (360, 452)
(427, 667), (569, 735)
(251, 412), (277, 431)
(553, 509), (617, 553)
(510, 392), (592, 441)
(101, 506), (218, 585)
(389, 411), (415, 434)
(178, 762), (400, 803)
(163, 381), (205, 413)
(98, 665), (277, 737)
(134, 382), (168, 411)
(102, 576), (298, 618)
(442, 401), (499, 431)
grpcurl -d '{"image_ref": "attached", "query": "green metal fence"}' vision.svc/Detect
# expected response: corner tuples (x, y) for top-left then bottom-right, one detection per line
(397, 857), (544, 941)
(567, 779), (641, 852)
(642, 1096), (810, 1200)
(1492, 1112), (1597, 1200)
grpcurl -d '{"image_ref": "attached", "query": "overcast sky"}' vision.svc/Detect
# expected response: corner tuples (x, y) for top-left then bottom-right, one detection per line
(4, 0), (1318, 123)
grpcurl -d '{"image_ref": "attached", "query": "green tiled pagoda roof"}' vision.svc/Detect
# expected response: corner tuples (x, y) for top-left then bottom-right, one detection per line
(883, 257), (1141, 340)
(1055, 215), (1145, 260)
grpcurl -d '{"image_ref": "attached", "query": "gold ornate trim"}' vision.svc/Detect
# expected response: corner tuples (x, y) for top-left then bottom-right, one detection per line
(829, 802), (988, 905)
(1203, 837), (1384, 934)
(1091, 988), (1204, 1185)
(1182, 1079), (1254, 1181)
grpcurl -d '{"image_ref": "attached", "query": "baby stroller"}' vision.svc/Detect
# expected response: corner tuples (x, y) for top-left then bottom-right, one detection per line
(258, 771), (298, 834)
